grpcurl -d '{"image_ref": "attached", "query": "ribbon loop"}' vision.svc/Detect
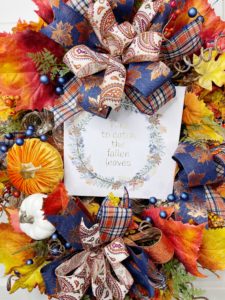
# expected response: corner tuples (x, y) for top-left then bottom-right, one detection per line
(64, 45), (109, 78)
(55, 221), (133, 300)
(106, 22), (136, 56)
(132, 0), (164, 33)
(123, 31), (162, 64)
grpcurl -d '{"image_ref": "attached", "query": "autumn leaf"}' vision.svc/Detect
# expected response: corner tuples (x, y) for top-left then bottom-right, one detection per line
(32, 0), (54, 23)
(82, 76), (103, 92)
(183, 92), (214, 125)
(51, 21), (73, 47)
(194, 51), (225, 91)
(126, 67), (142, 86)
(75, 20), (94, 44)
(0, 30), (65, 111)
(10, 257), (49, 294)
(143, 207), (206, 277)
(198, 228), (225, 271)
(42, 183), (69, 215)
(0, 224), (34, 274)
(186, 123), (224, 144)
(5, 208), (23, 233)
(183, 92), (225, 143)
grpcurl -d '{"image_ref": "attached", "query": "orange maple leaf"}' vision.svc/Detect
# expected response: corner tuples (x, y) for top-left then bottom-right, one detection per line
(0, 224), (34, 274)
(143, 207), (206, 277)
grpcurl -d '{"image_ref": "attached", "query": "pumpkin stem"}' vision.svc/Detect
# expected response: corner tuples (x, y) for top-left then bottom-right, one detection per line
(19, 211), (34, 224)
(20, 162), (42, 179)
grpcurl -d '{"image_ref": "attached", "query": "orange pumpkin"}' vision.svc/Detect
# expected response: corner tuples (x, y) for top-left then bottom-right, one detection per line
(7, 138), (63, 195)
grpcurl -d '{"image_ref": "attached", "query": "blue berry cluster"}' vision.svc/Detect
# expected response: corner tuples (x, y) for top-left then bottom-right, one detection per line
(40, 74), (66, 96)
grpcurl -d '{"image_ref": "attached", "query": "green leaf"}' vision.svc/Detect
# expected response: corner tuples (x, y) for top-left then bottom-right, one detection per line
(27, 49), (68, 80)
(163, 259), (205, 300)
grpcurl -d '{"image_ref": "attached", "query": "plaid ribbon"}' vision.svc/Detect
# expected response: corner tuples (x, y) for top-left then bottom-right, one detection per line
(51, 77), (175, 127)
(205, 186), (225, 219)
(97, 188), (132, 243)
(125, 81), (175, 116)
(51, 77), (110, 127)
(173, 143), (225, 225)
(67, 0), (89, 15)
(160, 19), (202, 62)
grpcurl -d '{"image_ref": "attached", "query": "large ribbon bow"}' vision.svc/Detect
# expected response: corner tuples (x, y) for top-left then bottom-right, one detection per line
(63, 0), (172, 111)
(173, 143), (225, 225)
(55, 220), (133, 300)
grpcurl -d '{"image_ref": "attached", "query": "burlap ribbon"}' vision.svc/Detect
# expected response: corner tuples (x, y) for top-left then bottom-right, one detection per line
(55, 219), (133, 300)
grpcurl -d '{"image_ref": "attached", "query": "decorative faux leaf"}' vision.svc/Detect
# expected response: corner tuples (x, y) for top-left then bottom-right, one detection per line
(28, 48), (69, 81)
(183, 92), (214, 125)
(163, 259), (205, 300)
(32, 0), (54, 23)
(194, 51), (225, 91)
(12, 19), (45, 33)
(182, 92), (224, 144)
(0, 30), (64, 111)
(185, 123), (224, 144)
(143, 207), (206, 277)
(198, 228), (225, 271)
(5, 208), (23, 233)
(10, 257), (49, 294)
(42, 183), (69, 215)
(0, 224), (34, 274)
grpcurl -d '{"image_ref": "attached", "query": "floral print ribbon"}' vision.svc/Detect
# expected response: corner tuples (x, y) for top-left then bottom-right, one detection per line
(55, 219), (133, 300)
(63, 0), (171, 111)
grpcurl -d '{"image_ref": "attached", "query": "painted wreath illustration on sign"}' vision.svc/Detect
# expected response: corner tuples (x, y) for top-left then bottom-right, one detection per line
(68, 101), (166, 190)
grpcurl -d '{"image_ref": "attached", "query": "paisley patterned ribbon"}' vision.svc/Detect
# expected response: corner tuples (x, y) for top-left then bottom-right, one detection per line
(63, 0), (171, 111)
(55, 220), (133, 300)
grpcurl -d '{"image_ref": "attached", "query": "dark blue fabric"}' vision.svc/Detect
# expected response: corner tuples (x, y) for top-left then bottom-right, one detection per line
(124, 246), (155, 298)
(47, 199), (94, 250)
(41, 0), (99, 49)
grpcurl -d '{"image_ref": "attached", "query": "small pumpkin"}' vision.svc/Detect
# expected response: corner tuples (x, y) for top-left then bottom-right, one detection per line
(19, 193), (55, 240)
(7, 138), (63, 195)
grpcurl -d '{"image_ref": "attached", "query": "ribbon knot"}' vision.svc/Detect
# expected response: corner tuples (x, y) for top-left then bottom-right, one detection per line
(55, 219), (133, 300)
(63, 0), (166, 110)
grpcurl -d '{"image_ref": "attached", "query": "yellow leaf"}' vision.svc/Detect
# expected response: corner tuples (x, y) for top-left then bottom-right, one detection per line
(10, 257), (49, 294)
(183, 92), (214, 125)
(194, 51), (225, 90)
(198, 228), (225, 271)
(0, 224), (34, 274)
(186, 124), (224, 143)
(86, 202), (100, 216)
(108, 192), (120, 207)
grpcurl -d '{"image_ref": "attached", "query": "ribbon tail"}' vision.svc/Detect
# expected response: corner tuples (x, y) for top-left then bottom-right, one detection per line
(55, 251), (91, 300)
(103, 238), (134, 299)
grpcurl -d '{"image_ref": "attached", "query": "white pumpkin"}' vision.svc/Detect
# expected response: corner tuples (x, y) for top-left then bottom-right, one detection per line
(19, 193), (55, 240)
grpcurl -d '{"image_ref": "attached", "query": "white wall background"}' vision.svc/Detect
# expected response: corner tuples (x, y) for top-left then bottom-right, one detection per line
(0, 0), (225, 299)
